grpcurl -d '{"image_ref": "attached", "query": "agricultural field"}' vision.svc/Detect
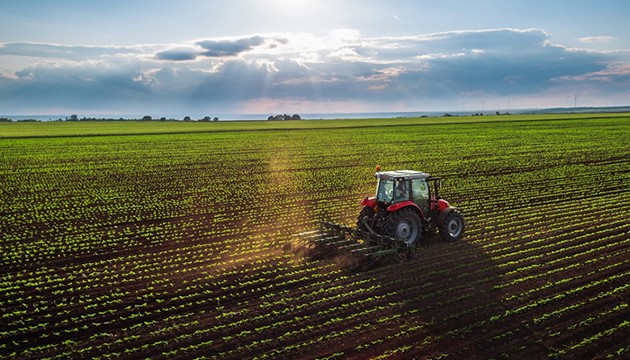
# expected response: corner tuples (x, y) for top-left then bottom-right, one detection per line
(1, 114), (629, 359)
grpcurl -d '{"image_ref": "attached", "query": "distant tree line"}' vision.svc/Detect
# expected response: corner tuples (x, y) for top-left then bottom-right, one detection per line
(267, 114), (301, 121)
(0, 117), (42, 122)
(141, 115), (219, 122)
(195, 116), (220, 122)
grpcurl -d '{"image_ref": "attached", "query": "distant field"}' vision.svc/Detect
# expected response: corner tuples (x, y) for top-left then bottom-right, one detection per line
(1, 114), (629, 359)
(1, 112), (627, 137)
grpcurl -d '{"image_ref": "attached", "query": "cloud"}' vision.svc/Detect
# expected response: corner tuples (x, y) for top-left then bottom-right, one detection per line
(1, 28), (629, 114)
(196, 36), (265, 57)
(154, 35), (279, 62)
(0, 42), (143, 60)
(579, 36), (615, 43)
(154, 47), (199, 61)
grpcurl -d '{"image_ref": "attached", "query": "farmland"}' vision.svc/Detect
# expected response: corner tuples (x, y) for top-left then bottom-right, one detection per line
(1, 114), (629, 359)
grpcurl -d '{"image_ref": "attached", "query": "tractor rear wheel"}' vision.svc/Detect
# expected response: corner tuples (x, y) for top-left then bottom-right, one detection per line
(356, 206), (375, 232)
(439, 209), (465, 242)
(384, 207), (421, 246)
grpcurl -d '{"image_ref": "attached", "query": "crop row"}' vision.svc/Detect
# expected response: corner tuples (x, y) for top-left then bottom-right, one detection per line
(1, 116), (629, 359)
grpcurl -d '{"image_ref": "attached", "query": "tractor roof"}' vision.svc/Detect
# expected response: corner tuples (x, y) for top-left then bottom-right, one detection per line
(376, 170), (431, 180)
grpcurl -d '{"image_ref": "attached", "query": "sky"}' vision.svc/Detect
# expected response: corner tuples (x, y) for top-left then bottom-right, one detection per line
(1, 0), (630, 117)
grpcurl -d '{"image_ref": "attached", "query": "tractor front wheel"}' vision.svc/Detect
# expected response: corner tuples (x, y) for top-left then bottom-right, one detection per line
(384, 207), (421, 246)
(439, 209), (465, 242)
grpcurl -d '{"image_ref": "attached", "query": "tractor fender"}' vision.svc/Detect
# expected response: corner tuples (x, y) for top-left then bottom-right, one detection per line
(361, 196), (377, 208)
(437, 199), (450, 211)
(430, 199), (450, 211)
(387, 201), (425, 220)
(437, 206), (459, 226)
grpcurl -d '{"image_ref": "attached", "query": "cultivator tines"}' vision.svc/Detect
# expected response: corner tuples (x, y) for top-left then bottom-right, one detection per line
(296, 221), (416, 270)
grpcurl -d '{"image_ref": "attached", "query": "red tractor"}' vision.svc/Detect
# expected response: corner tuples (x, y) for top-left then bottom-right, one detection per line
(300, 167), (465, 265)
(357, 168), (465, 246)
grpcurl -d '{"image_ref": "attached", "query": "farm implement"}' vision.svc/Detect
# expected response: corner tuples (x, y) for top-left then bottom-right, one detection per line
(297, 221), (415, 269)
(297, 167), (465, 269)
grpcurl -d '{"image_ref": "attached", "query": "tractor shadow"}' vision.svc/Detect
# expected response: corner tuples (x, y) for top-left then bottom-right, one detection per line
(354, 235), (529, 358)
(286, 226), (543, 358)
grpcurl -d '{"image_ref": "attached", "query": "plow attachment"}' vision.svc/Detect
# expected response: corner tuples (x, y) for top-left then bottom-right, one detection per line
(296, 221), (416, 270)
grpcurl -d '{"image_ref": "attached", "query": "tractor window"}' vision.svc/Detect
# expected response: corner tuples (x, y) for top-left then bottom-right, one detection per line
(412, 179), (430, 215)
(376, 179), (394, 203)
(412, 179), (429, 201)
(393, 179), (410, 202)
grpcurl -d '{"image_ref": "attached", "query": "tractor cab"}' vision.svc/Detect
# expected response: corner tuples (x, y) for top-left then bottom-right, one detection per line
(374, 170), (440, 217)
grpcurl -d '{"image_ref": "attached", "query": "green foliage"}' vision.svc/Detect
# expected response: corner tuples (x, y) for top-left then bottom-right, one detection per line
(1, 114), (629, 359)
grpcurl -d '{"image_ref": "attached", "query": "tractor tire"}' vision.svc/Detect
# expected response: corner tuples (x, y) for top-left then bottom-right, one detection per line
(383, 207), (422, 246)
(356, 206), (375, 232)
(439, 209), (465, 242)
